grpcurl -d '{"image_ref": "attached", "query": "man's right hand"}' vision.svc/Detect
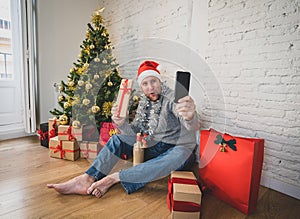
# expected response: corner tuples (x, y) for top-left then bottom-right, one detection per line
(111, 103), (126, 127)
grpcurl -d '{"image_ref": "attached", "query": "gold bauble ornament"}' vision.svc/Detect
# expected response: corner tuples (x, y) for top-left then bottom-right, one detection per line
(84, 63), (89, 68)
(94, 57), (100, 62)
(59, 85), (64, 92)
(107, 81), (113, 87)
(89, 44), (95, 50)
(102, 59), (107, 64)
(83, 99), (90, 105)
(58, 95), (65, 102)
(94, 74), (100, 80)
(68, 81), (75, 87)
(85, 83), (93, 90)
(64, 102), (71, 109)
(72, 120), (81, 129)
(59, 114), (69, 125)
(133, 95), (139, 102)
(92, 105), (100, 114)
(78, 80), (85, 86)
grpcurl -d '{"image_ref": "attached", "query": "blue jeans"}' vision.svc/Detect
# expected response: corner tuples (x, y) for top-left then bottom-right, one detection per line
(85, 134), (196, 194)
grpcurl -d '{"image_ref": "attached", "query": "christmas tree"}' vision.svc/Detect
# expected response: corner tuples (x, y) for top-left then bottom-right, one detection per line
(50, 7), (130, 130)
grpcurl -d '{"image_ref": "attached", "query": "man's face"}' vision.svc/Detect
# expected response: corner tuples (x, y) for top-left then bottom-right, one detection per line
(140, 76), (162, 101)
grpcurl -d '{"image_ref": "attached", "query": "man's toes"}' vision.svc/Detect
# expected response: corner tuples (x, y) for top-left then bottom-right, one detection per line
(87, 183), (97, 194)
(47, 184), (54, 188)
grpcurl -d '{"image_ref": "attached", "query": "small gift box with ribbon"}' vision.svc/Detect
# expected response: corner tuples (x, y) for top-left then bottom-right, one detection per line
(58, 125), (76, 141)
(79, 141), (102, 159)
(37, 122), (49, 148)
(167, 171), (202, 219)
(48, 118), (60, 139)
(72, 126), (83, 141)
(115, 79), (133, 118)
(49, 136), (79, 161)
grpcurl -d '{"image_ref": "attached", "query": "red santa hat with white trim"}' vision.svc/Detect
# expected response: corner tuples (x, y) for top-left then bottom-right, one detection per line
(136, 60), (161, 86)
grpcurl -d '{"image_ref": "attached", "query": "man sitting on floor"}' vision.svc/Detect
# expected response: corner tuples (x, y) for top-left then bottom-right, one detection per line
(47, 60), (200, 198)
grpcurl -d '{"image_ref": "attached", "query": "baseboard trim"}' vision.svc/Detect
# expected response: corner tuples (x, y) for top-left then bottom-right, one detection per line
(0, 129), (32, 141)
(261, 175), (300, 200)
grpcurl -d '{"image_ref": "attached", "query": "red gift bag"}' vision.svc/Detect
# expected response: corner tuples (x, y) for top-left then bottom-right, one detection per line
(198, 129), (264, 214)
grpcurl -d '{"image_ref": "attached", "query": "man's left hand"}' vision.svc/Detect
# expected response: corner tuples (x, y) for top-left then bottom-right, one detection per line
(175, 96), (196, 121)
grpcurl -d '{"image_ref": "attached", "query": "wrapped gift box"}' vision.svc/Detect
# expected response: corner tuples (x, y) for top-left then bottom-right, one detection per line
(72, 126), (83, 141)
(58, 125), (76, 141)
(79, 141), (102, 159)
(37, 122), (49, 148)
(167, 171), (201, 219)
(115, 79), (133, 118)
(49, 136), (79, 161)
(48, 118), (60, 139)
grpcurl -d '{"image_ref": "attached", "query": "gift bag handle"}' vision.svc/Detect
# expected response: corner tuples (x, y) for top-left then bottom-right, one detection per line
(199, 128), (236, 168)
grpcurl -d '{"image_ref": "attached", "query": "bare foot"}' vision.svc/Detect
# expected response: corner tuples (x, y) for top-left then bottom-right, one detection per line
(87, 172), (120, 198)
(47, 173), (95, 195)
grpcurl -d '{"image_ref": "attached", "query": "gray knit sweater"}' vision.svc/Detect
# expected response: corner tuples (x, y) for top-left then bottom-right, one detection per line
(117, 85), (200, 149)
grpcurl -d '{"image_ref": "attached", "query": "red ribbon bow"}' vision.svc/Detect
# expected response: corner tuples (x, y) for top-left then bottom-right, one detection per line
(58, 126), (76, 141)
(167, 177), (201, 213)
(67, 126), (76, 141)
(117, 79), (132, 117)
(37, 129), (48, 140)
(84, 143), (89, 158)
(49, 118), (57, 139)
(53, 142), (65, 158)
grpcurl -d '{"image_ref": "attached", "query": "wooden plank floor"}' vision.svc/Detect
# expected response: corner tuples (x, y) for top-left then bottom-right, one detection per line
(0, 136), (300, 218)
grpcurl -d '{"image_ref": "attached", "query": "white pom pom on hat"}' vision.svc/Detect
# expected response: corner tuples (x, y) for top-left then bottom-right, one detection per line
(136, 60), (161, 85)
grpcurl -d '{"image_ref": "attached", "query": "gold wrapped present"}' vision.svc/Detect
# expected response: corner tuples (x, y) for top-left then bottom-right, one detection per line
(49, 136), (79, 161)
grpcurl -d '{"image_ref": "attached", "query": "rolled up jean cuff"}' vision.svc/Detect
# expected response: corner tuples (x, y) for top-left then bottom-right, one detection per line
(119, 170), (146, 194)
(85, 166), (106, 181)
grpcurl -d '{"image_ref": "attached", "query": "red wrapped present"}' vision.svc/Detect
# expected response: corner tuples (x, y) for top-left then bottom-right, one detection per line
(79, 141), (102, 159)
(99, 122), (120, 146)
(57, 125), (76, 141)
(167, 171), (201, 219)
(198, 129), (264, 214)
(115, 79), (133, 118)
(49, 136), (79, 161)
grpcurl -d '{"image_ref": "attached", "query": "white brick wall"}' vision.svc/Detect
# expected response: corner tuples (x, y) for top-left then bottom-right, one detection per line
(206, 0), (300, 197)
(100, 0), (300, 198)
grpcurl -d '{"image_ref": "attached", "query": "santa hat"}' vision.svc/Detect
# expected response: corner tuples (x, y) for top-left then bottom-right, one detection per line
(136, 60), (161, 85)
